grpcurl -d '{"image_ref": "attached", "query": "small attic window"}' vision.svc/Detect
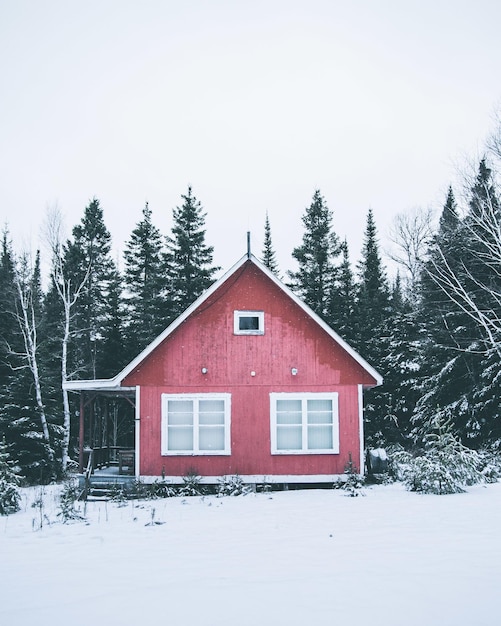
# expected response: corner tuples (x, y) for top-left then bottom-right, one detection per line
(234, 310), (264, 335)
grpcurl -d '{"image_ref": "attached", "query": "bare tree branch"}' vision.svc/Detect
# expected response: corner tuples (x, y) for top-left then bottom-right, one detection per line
(387, 207), (434, 295)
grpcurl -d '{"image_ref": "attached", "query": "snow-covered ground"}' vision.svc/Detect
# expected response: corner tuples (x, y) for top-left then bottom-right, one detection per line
(1, 481), (500, 626)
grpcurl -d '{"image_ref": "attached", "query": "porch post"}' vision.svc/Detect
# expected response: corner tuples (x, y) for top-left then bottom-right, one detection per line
(79, 392), (85, 473)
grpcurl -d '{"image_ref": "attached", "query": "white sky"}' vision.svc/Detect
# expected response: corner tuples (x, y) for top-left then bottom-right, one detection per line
(1, 0), (500, 275)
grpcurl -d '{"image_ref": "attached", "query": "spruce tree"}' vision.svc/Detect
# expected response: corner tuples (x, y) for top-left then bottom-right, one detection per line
(369, 281), (423, 446)
(63, 198), (118, 379)
(288, 190), (341, 319)
(0, 437), (22, 515)
(354, 208), (390, 356)
(460, 160), (501, 442)
(469, 158), (499, 218)
(100, 267), (127, 378)
(412, 179), (496, 446)
(123, 202), (168, 356)
(353, 210), (394, 445)
(0, 250), (56, 482)
(327, 239), (356, 342)
(439, 186), (460, 233)
(165, 187), (220, 319)
(0, 231), (17, 394)
(262, 211), (280, 276)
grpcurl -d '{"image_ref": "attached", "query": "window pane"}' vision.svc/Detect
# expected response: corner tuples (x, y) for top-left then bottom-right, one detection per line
(168, 426), (193, 451)
(239, 316), (259, 330)
(308, 425), (333, 449)
(199, 426), (225, 451)
(199, 400), (225, 424)
(168, 400), (193, 425)
(307, 399), (333, 424)
(277, 425), (302, 450)
(308, 399), (332, 412)
(276, 399), (302, 425)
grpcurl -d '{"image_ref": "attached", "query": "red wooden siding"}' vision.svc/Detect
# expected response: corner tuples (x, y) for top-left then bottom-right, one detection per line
(123, 260), (377, 477)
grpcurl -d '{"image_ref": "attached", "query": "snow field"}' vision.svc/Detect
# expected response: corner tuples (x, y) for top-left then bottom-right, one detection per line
(1, 482), (500, 626)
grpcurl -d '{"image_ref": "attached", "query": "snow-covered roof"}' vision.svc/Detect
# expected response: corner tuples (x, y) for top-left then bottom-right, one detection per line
(63, 253), (383, 391)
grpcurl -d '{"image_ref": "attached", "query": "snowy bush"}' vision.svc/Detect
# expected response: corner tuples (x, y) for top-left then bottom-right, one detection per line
(58, 480), (85, 523)
(147, 480), (177, 499)
(0, 479), (22, 515)
(342, 453), (365, 497)
(0, 438), (22, 515)
(393, 417), (485, 495)
(477, 448), (501, 483)
(217, 475), (251, 497)
(180, 470), (205, 496)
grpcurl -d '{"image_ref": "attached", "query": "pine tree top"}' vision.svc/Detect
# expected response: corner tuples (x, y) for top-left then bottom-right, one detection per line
(262, 211), (279, 276)
(439, 186), (459, 233)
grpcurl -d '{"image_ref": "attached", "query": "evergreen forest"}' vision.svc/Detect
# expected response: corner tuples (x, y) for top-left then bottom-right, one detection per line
(1, 137), (501, 484)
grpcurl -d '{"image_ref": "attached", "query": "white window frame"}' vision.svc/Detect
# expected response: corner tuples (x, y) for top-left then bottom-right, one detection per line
(234, 310), (265, 335)
(161, 393), (231, 456)
(270, 392), (339, 455)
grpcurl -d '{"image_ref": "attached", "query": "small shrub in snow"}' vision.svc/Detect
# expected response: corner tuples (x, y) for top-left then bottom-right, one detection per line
(31, 487), (51, 529)
(180, 470), (205, 496)
(0, 438), (22, 515)
(58, 480), (85, 523)
(148, 480), (177, 499)
(342, 453), (365, 497)
(217, 475), (251, 497)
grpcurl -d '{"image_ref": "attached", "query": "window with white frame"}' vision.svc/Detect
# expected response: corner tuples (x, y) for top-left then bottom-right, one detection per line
(270, 393), (339, 454)
(234, 310), (264, 335)
(161, 394), (231, 455)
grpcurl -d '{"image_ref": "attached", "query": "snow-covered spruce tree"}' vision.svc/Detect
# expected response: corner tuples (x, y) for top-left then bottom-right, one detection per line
(415, 166), (501, 446)
(123, 202), (169, 359)
(370, 286), (424, 447)
(401, 415), (483, 495)
(288, 190), (342, 321)
(261, 211), (280, 276)
(0, 437), (22, 515)
(352, 209), (394, 444)
(411, 187), (472, 445)
(165, 187), (220, 320)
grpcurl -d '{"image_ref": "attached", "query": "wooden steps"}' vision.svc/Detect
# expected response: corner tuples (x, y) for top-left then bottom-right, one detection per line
(78, 473), (137, 501)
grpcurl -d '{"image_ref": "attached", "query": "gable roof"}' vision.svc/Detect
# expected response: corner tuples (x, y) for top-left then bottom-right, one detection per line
(63, 253), (383, 391)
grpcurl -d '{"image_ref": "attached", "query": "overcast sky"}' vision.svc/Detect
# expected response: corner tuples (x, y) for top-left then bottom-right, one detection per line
(1, 0), (500, 276)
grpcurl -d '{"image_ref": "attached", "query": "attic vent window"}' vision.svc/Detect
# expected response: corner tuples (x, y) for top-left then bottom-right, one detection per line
(234, 310), (264, 335)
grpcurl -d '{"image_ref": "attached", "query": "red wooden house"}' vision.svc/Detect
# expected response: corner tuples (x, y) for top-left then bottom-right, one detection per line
(64, 253), (382, 485)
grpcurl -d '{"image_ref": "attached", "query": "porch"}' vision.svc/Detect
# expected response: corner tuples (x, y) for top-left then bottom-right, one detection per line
(76, 387), (137, 474)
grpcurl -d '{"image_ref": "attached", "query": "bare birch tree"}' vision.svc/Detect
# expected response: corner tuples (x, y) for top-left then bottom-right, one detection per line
(12, 253), (54, 463)
(43, 208), (90, 472)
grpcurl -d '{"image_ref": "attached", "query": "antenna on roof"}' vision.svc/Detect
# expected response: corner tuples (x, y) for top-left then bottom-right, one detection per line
(247, 231), (251, 259)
